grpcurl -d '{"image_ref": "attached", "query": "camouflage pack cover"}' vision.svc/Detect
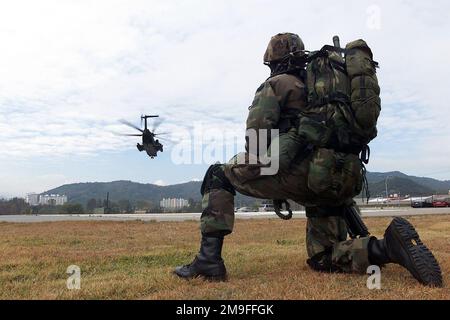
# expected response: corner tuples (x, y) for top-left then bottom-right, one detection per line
(345, 39), (381, 141)
(307, 148), (362, 200)
(299, 39), (380, 150)
(263, 33), (305, 64)
(306, 50), (350, 107)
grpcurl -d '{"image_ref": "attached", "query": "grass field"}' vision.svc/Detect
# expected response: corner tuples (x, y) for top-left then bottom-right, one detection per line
(0, 215), (449, 300)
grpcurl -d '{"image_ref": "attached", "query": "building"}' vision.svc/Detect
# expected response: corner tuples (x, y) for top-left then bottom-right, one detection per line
(160, 198), (189, 209)
(25, 193), (40, 206)
(38, 194), (68, 206)
(26, 193), (68, 206)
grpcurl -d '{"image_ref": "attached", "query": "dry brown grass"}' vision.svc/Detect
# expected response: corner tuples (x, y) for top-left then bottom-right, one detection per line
(0, 215), (449, 300)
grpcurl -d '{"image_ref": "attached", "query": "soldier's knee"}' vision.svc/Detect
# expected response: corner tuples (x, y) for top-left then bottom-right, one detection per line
(201, 164), (236, 196)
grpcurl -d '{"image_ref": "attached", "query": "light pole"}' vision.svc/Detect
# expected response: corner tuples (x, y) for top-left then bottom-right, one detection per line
(385, 175), (392, 200)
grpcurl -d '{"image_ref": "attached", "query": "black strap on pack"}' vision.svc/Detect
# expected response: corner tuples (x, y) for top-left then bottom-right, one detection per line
(308, 91), (351, 109)
(273, 199), (293, 220)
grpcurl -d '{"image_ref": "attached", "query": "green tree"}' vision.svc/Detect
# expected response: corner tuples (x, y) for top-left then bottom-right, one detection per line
(62, 203), (84, 214)
(118, 199), (133, 213)
(136, 200), (152, 211)
(0, 198), (31, 215)
(105, 201), (120, 214)
(86, 198), (97, 212)
(35, 205), (58, 214)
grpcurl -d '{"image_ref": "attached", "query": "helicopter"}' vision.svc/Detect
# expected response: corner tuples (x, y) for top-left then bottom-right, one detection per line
(119, 115), (167, 158)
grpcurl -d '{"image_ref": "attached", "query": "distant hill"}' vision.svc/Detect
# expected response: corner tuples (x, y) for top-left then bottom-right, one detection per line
(366, 171), (450, 195)
(44, 171), (450, 206)
(366, 176), (435, 197)
(45, 180), (202, 206)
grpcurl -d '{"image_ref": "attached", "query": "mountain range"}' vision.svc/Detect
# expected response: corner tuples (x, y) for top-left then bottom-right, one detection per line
(366, 171), (450, 196)
(44, 171), (450, 207)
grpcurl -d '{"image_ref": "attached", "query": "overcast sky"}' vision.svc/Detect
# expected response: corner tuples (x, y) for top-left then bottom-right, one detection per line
(1, 0), (450, 197)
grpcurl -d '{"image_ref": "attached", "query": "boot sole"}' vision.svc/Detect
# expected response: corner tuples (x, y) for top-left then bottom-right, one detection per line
(390, 217), (443, 287)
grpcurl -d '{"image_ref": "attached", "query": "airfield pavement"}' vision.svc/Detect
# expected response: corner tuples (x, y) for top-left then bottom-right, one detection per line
(0, 207), (449, 223)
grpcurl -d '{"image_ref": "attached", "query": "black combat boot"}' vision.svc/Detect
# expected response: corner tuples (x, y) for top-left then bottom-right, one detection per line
(174, 236), (227, 281)
(367, 237), (390, 266)
(368, 217), (442, 287)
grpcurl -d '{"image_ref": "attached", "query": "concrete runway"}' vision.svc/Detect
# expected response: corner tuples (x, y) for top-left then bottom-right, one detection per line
(0, 207), (449, 223)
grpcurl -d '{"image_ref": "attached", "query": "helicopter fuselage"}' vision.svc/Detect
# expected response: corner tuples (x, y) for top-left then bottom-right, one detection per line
(138, 129), (163, 158)
(121, 115), (163, 159)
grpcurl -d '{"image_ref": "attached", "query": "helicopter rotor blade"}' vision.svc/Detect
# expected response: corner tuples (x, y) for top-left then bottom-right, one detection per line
(156, 135), (178, 144)
(151, 118), (163, 132)
(111, 131), (142, 137)
(119, 119), (143, 132)
(154, 132), (170, 136)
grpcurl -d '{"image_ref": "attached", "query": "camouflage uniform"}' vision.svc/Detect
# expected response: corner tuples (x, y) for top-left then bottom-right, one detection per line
(176, 34), (443, 287)
(200, 37), (371, 272)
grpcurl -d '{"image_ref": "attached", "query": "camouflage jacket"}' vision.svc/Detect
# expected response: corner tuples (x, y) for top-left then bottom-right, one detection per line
(246, 73), (307, 152)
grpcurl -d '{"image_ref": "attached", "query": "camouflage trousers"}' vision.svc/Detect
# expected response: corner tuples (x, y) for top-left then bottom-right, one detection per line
(199, 153), (371, 273)
(306, 216), (371, 273)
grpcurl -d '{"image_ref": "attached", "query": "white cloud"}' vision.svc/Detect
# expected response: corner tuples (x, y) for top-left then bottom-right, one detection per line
(153, 179), (166, 186)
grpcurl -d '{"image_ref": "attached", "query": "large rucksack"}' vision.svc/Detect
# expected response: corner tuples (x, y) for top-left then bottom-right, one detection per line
(299, 39), (380, 153)
(297, 39), (380, 201)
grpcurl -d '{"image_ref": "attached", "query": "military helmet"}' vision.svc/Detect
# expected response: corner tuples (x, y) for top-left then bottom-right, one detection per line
(263, 33), (304, 64)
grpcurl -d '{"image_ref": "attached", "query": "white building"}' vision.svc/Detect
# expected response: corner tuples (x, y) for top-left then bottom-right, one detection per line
(38, 194), (68, 206)
(160, 198), (189, 209)
(25, 193), (40, 206)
